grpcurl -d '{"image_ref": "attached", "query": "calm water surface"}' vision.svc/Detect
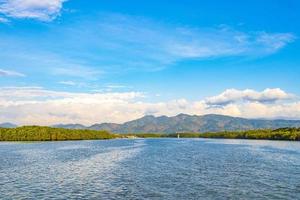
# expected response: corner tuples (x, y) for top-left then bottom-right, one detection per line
(0, 139), (300, 199)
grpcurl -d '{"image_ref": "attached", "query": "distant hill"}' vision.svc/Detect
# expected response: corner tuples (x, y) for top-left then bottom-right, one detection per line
(53, 114), (300, 133)
(52, 124), (86, 130)
(0, 123), (17, 128)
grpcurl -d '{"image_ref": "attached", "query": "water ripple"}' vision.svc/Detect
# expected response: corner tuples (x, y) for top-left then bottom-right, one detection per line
(0, 139), (299, 199)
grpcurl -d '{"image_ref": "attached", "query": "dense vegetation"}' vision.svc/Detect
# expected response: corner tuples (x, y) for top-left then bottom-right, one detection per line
(1, 126), (299, 141)
(125, 128), (300, 141)
(199, 128), (300, 140)
(0, 126), (118, 141)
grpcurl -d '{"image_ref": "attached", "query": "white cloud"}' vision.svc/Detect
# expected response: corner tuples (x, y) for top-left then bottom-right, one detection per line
(0, 86), (142, 102)
(0, 87), (299, 125)
(215, 101), (300, 120)
(0, 0), (67, 21)
(0, 69), (25, 77)
(58, 81), (77, 86)
(206, 88), (294, 106)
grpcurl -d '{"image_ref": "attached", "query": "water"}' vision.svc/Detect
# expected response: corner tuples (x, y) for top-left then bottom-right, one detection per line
(1, 139), (300, 199)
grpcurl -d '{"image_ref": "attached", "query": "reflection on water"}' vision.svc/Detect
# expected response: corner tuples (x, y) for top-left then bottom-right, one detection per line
(0, 139), (300, 199)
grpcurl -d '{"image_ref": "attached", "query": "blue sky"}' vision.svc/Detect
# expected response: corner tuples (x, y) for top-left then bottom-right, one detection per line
(0, 0), (299, 125)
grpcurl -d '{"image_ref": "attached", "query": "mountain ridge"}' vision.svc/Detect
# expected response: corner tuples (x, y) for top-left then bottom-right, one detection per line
(51, 114), (300, 133)
(0, 123), (17, 128)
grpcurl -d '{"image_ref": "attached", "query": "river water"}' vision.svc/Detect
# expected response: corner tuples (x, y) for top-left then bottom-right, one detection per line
(0, 139), (300, 199)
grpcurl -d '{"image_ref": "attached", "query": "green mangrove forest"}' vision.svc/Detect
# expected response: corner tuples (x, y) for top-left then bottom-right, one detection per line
(0, 126), (118, 141)
(0, 126), (300, 141)
(125, 128), (300, 141)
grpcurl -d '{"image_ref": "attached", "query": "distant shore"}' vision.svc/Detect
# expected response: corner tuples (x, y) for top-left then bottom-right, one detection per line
(0, 126), (299, 141)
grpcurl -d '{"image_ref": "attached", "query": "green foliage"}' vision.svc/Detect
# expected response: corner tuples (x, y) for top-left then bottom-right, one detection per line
(198, 128), (300, 141)
(0, 126), (117, 141)
(1, 126), (299, 141)
(125, 128), (300, 141)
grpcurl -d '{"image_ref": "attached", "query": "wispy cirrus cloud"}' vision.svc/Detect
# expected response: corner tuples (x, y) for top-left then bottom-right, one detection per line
(58, 80), (77, 86)
(0, 13), (296, 83)
(58, 14), (295, 72)
(162, 27), (295, 59)
(0, 87), (299, 125)
(255, 32), (296, 54)
(58, 80), (89, 88)
(53, 66), (103, 80)
(0, 0), (67, 21)
(0, 69), (25, 77)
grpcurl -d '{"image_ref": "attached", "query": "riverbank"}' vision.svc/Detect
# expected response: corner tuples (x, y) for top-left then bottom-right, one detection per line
(123, 128), (300, 141)
(1, 126), (299, 141)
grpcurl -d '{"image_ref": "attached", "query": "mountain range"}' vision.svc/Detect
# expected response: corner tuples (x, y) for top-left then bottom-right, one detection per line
(52, 114), (300, 133)
(0, 123), (17, 128)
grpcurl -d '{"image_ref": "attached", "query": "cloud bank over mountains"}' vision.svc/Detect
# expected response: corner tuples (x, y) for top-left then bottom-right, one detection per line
(0, 87), (299, 126)
(0, 2), (297, 126)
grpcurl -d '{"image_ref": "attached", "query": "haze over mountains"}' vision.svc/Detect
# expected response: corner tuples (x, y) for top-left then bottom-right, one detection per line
(51, 114), (300, 133)
(0, 123), (17, 128)
(2, 114), (300, 133)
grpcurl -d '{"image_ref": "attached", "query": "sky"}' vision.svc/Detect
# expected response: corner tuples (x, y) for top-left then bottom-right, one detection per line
(0, 0), (300, 125)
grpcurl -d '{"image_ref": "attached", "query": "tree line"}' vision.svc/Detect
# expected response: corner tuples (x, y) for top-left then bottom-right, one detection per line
(1, 126), (299, 141)
(124, 128), (300, 141)
(0, 126), (118, 141)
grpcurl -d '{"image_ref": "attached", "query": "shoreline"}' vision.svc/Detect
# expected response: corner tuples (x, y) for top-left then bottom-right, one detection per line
(1, 126), (299, 142)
